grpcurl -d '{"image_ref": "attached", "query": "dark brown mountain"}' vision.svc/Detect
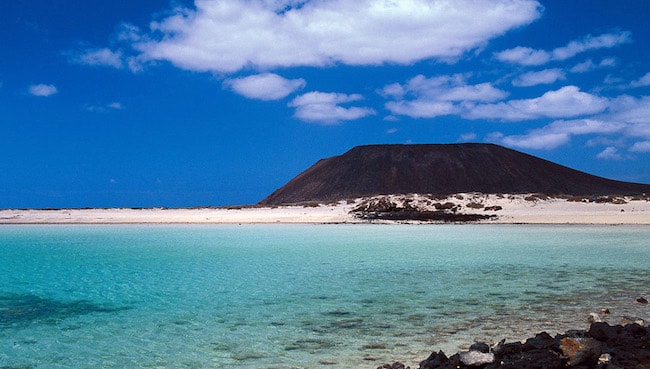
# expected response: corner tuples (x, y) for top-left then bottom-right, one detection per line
(259, 143), (650, 205)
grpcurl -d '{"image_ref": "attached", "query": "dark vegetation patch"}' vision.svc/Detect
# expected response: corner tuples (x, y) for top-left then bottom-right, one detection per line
(354, 210), (494, 222)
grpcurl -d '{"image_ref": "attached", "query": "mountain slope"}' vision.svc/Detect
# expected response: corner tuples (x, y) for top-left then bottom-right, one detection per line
(259, 144), (650, 205)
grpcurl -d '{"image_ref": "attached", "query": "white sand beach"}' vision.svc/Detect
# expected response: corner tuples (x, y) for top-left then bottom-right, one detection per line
(1, 194), (649, 225)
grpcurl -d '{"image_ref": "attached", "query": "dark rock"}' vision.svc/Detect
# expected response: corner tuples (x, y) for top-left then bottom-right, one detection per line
(588, 322), (622, 341)
(410, 323), (650, 369)
(493, 341), (523, 359)
(559, 337), (602, 366)
(469, 342), (490, 353)
(484, 206), (503, 211)
(637, 297), (648, 304)
(419, 351), (454, 369)
(499, 348), (563, 369)
(623, 322), (647, 339)
(523, 331), (557, 350)
(459, 351), (494, 366)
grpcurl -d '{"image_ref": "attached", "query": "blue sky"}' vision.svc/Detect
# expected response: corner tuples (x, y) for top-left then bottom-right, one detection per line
(2, 0), (650, 208)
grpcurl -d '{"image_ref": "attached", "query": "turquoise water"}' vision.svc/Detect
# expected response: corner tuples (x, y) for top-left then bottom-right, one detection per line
(1, 224), (649, 368)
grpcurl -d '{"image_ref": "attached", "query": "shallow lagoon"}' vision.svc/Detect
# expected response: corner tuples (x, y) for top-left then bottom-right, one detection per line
(1, 224), (648, 368)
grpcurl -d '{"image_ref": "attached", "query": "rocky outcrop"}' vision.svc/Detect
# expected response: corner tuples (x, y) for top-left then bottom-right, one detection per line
(350, 195), (495, 222)
(381, 323), (649, 369)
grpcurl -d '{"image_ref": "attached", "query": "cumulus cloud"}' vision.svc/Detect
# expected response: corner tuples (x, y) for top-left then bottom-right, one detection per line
(465, 86), (608, 121)
(512, 68), (565, 87)
(495, 30), (631, 66)
(288, 91), (376, 124)
(29, 84), (58, 97)
(383, 74), (508, 119)
(134, 0), (541, 73)
(224, 73), (306, 100)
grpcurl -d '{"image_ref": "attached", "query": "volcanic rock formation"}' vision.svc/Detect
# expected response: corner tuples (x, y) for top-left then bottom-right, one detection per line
(260, 144), (650, 205)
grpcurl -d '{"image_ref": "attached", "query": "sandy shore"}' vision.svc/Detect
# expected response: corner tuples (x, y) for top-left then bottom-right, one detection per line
(1, 194), (649, 224)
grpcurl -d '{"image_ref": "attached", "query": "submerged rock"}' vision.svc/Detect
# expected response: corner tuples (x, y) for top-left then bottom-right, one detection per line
(621, 316), (646, 326)
(377, 362), (409, 369)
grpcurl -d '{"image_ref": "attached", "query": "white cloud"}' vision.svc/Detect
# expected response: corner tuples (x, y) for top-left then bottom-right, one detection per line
(630, 141), (650, 153)
(72, 48), (124, 68)
(631, 72), (650, 88)
(117, 23), (142, 42)
(86, 102), (126, 113)
(134, 0), (541, 73)
(383, 74), (508, 119)
(386, 100), (457, 119)
(494, 46), (550, 66)
(496, 31), (631, 66)
(546, 119), (625, 135)
(288, 91), (376, 124)
(488, 95), (650, 152)
(599, 57), (617, 68)
(512, 68), (565, 87)
(465, 86), (608, 121)
(608, 95), (650, 126)
(459, 132), (478, 141)
(570, 58), (617, 73)
(604, 96), (650, 142)
(552, 32), (631, 60)
(495, 131), (571, 150)
(29, 84), (58, 97)
(224, 73), (306, 100)
(489, 118), (623, 150)
(596, 146), (622, 160)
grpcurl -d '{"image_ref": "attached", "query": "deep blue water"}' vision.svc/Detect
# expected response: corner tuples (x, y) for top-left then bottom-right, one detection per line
(1, 224), (648, 368)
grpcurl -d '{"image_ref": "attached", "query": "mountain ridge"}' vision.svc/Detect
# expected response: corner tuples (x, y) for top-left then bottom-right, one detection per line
(259, 143), (650, 205)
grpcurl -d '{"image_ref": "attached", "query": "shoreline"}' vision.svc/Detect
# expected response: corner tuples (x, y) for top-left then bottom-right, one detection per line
(1, 193), (649, 225)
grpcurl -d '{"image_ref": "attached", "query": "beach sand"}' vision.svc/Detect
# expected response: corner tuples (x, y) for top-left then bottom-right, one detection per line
(1, 194), (649, 224)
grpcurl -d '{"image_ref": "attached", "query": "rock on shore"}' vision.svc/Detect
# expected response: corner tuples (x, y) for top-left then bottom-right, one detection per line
(379, 322), (649, 369)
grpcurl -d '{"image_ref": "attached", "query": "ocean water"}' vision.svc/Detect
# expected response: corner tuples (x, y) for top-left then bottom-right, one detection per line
(0, 224), (649, 369)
